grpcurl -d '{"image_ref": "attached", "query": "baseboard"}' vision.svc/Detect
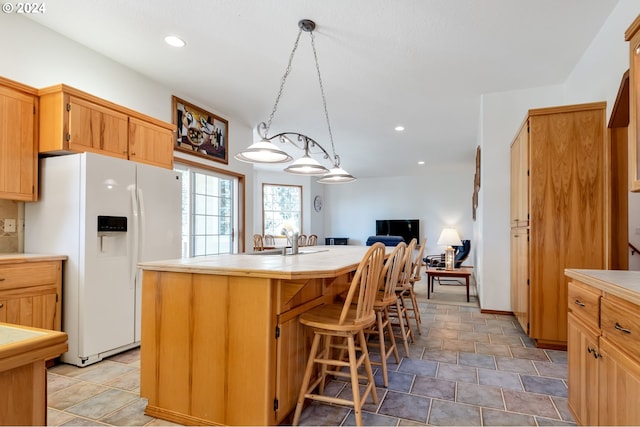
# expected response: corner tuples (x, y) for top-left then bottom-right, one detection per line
(480, 309), (513, 316)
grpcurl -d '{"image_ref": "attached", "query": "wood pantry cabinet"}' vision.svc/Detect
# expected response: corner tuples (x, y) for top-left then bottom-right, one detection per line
(510, 102), (609, 349)
(626, 15), (640, 192)
(38, 84), (175, 169)
(566, 270), (640, 426)
(0, 77), (38, 201)
(0, 257), (64, 331)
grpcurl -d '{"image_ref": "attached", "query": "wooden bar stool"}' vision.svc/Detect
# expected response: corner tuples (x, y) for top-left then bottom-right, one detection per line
(388, 239), (416, 356)
(292, 243), (386, 427)
(404, 238), (426, 335)
(365, 241), (405, 387)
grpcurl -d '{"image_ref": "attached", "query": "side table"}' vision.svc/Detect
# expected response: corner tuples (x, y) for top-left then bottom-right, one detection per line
(425, 267), (473, 302)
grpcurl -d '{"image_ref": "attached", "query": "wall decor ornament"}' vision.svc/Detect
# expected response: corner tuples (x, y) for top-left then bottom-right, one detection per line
(172, 96), (228, 164)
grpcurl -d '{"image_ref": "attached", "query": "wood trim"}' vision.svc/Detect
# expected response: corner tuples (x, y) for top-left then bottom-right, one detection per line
(528, 101), (607, 117)
(0, 76), (37, 95)
(174, 157), (247, 253)
(480, 309), (513, 316)
(625, 14), (640, 41)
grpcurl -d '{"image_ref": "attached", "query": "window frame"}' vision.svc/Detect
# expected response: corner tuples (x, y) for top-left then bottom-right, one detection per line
(262, 183), (303, 237)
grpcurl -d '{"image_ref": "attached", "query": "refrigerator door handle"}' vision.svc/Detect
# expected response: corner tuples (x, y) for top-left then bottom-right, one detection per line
(138, 188), (146, 259)
(130, 186), (140, 289)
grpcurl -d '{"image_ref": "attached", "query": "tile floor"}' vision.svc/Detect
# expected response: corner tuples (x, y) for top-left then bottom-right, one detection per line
(46, 279), (575, 426)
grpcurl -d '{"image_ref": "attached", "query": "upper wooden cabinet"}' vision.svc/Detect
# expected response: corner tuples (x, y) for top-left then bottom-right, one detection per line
(626, 15), (640, 192)
(38, 84), (175, 169)
(0, 77), (38, 201)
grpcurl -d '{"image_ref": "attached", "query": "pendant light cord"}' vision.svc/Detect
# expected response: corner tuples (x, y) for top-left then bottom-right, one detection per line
(265, 28), (303, 135)
(310, 30), (339, 166)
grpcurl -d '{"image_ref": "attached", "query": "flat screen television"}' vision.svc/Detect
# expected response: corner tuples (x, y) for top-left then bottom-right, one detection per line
(375, 219), (419, 244)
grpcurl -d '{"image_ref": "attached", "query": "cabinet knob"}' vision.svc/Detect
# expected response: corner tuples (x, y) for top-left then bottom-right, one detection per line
(0, 277), (4, 281)
(614, 322), (632, 334)
(0, 303), (3, 308)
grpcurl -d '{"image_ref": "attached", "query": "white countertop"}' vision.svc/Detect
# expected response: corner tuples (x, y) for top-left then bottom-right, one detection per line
(565, 269), (640, 305)
(0, 323), (46, 346)
(138, 245), (386, 280)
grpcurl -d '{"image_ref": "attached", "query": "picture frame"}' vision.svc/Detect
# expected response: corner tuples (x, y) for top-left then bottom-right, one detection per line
(172, 96), (228, 164)
(472, 146), (481, 220)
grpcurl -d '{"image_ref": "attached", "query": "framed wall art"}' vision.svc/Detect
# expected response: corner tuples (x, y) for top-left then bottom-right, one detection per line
(172, 96), (228, 164)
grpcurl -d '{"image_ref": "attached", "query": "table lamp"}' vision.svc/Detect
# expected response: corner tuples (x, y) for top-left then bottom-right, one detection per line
(437, 228), (462, 270)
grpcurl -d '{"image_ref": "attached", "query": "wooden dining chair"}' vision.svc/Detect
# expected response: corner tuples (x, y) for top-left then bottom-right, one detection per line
(252, 234), (263, 251)
(292, 243), (386, 427)
(263, 234), (275, 247)
(364, 241), (405, 387)
(307, 234), (318, 246)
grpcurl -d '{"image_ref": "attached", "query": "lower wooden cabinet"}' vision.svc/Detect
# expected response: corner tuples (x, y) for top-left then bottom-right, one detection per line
(567, 312), (600, 425)
(0, 257), (63, 331)
(566, 271), (640, 426)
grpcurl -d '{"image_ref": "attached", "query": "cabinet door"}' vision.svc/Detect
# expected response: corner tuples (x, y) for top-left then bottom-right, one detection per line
(0, 85), (37, 201)
(567, 313), (599, 426)
(627, 18), (640, 192)
(598, 338), (640, 425)
(68, 96), (128, 159)
(0, 288), (58, 330)
(510, 227), (529, 334)
(510, 123), (529, 227)
(128, 117), (174, 169)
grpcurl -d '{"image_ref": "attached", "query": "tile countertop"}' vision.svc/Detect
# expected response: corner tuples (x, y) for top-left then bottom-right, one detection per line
(565, 269), (640, 305)
(138, 245), (390, 280)
(0, 253), (67, 265)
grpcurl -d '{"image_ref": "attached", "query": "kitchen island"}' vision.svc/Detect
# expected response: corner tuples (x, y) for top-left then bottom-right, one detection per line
(138, 246), (378, 426)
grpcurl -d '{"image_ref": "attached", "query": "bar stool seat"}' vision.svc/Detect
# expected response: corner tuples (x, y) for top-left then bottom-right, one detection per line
(292, 243), (386, 427)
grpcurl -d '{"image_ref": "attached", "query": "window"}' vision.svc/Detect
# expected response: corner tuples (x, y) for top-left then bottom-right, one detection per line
(175, 162), (239, 257)
(263, 184), (302, 236)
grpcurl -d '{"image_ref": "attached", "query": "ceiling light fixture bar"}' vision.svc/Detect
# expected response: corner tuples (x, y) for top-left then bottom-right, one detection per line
(234, 19), (356, 183)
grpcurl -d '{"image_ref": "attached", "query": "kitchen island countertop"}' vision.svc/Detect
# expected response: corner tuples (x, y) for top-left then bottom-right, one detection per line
(138, 245), (380, 280)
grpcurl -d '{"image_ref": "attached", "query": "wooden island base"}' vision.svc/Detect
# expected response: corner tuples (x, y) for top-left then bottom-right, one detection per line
(139, 246), (376, 426)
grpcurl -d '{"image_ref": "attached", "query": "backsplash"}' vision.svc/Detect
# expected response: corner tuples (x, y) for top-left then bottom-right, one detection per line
(0, 199), (23, 253)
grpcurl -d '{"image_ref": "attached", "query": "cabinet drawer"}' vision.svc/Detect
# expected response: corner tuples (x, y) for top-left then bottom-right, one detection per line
(0, 262), (58, 289)
(568, 280), (601, 330)
(601, 294), (640, 362)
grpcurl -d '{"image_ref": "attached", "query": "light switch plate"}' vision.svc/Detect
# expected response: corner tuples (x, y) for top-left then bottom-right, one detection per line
(3, 219), (16, 233)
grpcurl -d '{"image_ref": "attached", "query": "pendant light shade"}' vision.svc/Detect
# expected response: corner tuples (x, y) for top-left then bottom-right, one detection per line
(317, 166), (356, 183)
(234, 19), (356, 183)
(234, 139), (292, 163)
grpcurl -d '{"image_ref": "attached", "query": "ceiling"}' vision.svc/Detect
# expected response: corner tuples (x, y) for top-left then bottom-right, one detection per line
(27, 0), (619, 178)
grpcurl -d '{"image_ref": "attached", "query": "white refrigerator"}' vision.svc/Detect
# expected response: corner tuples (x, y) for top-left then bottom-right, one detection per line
(25, 152), (182, 367)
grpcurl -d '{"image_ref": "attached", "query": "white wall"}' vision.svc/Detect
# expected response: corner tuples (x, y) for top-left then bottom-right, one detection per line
(2, 15), (257, 251)
(478, 1), (640, 311)
(323, 168), (474, 257)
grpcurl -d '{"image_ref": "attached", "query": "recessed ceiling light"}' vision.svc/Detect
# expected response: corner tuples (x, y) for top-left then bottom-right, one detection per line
(418, 161), (425, 165)
(164, 35), (186, 48)
(394, 126), (405, 131)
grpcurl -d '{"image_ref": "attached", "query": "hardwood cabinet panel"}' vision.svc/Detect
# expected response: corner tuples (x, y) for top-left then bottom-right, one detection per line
(626, 15), (640, 192)
(601, 295), (640, 361)
(567, 280), (601, 331)
(567, 312), (600, 426)
(128, 117), (174, 169)
(68, 96), (128, 158)
(510, 227), (529, 334)
(511, 102), (608, 348)
(598, 338), (640, 425)
(0, 260), (62, 331)
(0, 78), (38, 201)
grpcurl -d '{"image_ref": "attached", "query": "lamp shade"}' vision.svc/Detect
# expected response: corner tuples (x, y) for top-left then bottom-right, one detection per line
(437, 228), (462, 247)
